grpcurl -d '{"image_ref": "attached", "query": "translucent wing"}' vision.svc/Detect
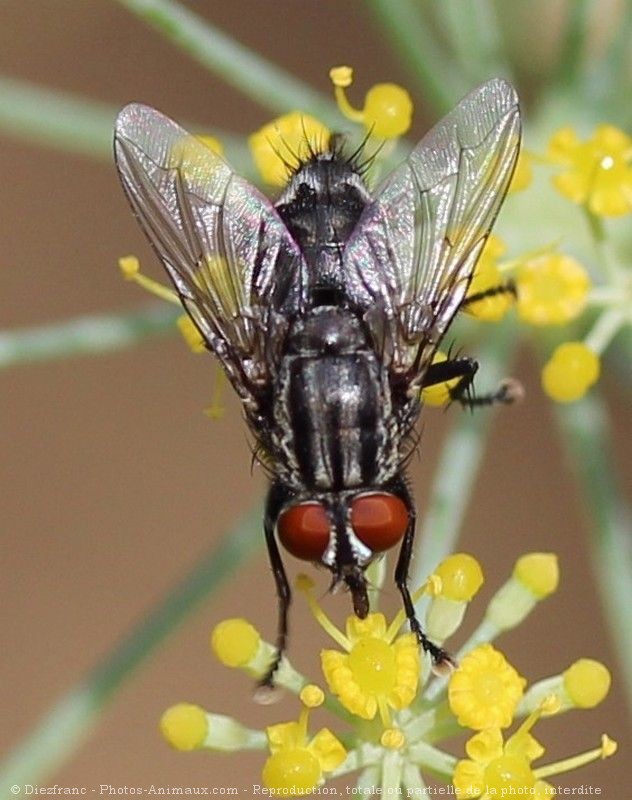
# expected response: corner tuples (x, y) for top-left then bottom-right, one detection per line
(114, 103), (306, 404)
(343, 78), (521, 382)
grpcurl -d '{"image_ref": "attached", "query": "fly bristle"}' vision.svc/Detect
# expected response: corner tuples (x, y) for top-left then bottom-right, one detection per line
(348, 130), (384, 178)
(399, 428), (422, 470)
(249, 437), (277, 479)
(286, 125), (381, 180)
(266, 134), (299, 181)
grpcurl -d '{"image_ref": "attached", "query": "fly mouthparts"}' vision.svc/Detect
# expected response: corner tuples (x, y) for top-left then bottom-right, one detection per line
(330, 571), (370, 619)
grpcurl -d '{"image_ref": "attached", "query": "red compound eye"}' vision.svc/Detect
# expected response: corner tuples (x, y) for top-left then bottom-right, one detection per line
(277, 502), (331, 561)
(350, 493), (408, 552)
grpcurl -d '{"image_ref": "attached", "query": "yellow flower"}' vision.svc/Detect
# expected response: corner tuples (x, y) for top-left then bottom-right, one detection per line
(160, 703), (265, 753)
(448, 644), (526, 730)
(516, 253), (590, 326)
(330, 65), (412, 138)
(514, 553), (559, 599)
(432, 553), (484, 602)
(484, 553), (560, 635)
(211, 618), (261, 667)
(563, 659), (612, 709)
(298, 576), (419, 728)
(547, 124), (632, 216)
(453, 698), (617, 799)
(464, 235), (514, 322)
(160, 703), (209, 751)
(453, 725), (553, 800)
(425, 554), (484, 642)
(541, 342), (600, 403)
(210, 617), (297, 686)
(520, 657), (611, 716)
(262, 688), (346, 796)
(249, 112), (330, 186)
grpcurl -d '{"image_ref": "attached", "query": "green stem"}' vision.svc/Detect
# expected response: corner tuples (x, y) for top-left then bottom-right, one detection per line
(0, 506), (263, 788)
(411, 321), (518, 587)
(584, 307), (627, 355)
(554, 0), (590, 89)
(0, 305), (179, 369)
(433, 0), (512, 84)
(0, 76), (255, 176)
(607, 7), (632, 125)
(0, 76), (115, 160)
(115, 0), (340, 125)
(582, 207), (623, 285)
(407, 740), (456, 779)
(366, 0), (469, 114)
(381, 749), (403, 795)
(553, 394), (632, 709)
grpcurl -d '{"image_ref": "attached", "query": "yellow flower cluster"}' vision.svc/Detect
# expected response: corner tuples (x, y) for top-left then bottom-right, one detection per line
(159, 552), (615, 797)
(548, 125), (632, 217)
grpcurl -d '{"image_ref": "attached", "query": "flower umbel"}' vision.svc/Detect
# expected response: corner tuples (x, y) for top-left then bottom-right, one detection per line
(162, 552), (616, 794)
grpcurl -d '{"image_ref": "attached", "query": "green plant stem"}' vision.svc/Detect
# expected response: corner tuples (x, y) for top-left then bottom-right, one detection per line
(0, 306), (179, 369)
(0, 76), (255, 175)
(366, 0), (469, 114)
(554, 393), (632, 708)
(411, 321), (519, 588)
(554, 0), (590, 88)
(115, 0), (340, 126)
(606, 7), (632, 126)
(0, 506), (263, 788)
(0, 76), (114, 159)
(432, 0), (512, 84)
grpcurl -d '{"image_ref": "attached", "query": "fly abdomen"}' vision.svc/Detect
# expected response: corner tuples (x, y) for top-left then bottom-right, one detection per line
(275, 309), (397, 490)
(284, 354), (381, 489)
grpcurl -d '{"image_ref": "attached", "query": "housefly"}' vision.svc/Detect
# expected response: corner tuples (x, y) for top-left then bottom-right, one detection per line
(114, 78), (521, 687)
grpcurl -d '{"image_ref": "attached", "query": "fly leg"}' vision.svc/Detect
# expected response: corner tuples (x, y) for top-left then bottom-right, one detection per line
(422, 356), (522, 410)
(459, 278), (517, 310)
(258, 483), (292, 691)
(391, 480), (456, 675)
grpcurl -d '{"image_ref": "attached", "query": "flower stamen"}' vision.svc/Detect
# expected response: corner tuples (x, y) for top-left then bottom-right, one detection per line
(296, 575), (350, 649)
(534, 734), (617, 779)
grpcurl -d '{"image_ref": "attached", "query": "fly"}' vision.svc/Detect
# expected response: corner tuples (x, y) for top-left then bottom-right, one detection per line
(114, 78), (521, 688)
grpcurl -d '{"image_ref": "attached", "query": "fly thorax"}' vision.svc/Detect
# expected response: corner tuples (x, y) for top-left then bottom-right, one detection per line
(275, 156), (371, 294)
(286, 307), (366, 356)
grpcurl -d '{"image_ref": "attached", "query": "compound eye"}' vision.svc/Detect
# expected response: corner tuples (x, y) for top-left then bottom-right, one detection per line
(277, 502), (331, 561)
(350, 493), (408, 553)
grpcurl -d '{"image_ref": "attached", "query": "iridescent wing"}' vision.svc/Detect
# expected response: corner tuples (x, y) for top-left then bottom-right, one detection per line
(342, 78), (521, 385)
(114, 104), (306, 405)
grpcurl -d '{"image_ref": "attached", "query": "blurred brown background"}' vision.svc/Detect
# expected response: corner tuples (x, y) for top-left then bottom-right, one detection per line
(1, 0), (630, 794)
